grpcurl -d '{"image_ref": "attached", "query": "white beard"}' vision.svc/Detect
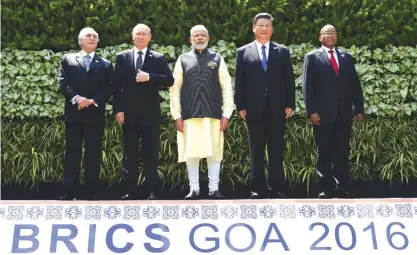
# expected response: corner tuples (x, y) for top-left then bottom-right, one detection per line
(192, 42), (208, 51)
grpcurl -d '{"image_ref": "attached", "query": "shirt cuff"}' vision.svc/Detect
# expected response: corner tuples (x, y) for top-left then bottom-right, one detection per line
(71, 95), (79, 105)
(172, 113), (182, 120)
(222, 113), (232, 119)
(222, 107), (234, 119)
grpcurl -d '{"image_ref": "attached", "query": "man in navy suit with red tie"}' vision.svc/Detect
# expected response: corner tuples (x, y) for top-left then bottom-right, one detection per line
(235, 13), (296, 199)
(302, 24), (365, 198)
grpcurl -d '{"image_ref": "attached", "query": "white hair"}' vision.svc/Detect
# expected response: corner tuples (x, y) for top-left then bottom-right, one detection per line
(132, 23), (152, 36)
(190, 25), (209, 36)
(78, 27), (99, 46)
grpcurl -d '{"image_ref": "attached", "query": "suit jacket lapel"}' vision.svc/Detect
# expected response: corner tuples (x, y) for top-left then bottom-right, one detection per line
(336, 49), (344, 75)
(249, 41), (264, 72)
(76, 52), (87, 71)
(142, 49), (153, 71)
(249, 41), (261, 62)
(266, 42), (278, 72)
(318, 48), (335, 74)
(128, 49), (136, 74)
(87, 54), (101, 71)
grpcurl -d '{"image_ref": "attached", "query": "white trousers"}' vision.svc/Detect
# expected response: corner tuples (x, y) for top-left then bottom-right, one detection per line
(186, 157), (221, 193)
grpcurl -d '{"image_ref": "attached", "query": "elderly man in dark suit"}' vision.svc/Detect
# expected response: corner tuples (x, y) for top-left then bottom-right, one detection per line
(113, 23), (174, 200)
(302, 24), (364, 198)
(235, 13), (296, 199)
(59, 27), (114, 200)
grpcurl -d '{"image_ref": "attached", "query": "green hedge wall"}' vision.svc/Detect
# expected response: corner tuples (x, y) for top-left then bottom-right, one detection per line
(1, 42), (416, 120)
(2, 0), (417, 51)
(2, 117), (416, 187)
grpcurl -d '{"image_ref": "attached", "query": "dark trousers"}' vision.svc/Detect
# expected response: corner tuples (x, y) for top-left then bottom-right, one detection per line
(63, 121), (104, 194)
(313, 111), (352, 192)
(122, 117), (160, 194)
(247, 102), (286, 192)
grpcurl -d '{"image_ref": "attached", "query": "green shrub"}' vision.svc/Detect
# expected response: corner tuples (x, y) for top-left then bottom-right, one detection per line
(1, 42), (416, 119)
(2, 0), (416, 50)
(1, 117), (416, 188)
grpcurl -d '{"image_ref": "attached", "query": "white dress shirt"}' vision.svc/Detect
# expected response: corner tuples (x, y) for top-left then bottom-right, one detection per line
(321, 45), (339, 67)
(255, 41), (270, 61)
(134, 47), (147, 69)
(134, 47), (150, 81)
(81, 50), (95, 61)
(71, 51), (98, 106)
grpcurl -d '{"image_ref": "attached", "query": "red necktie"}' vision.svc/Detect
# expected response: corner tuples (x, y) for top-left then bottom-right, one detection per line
(328, 49), (339, 76)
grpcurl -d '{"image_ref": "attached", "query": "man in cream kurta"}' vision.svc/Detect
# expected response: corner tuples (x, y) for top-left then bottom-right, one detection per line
(170, 25), (234, 199)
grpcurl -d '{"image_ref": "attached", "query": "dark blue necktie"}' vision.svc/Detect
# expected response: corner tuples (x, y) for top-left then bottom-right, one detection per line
(136, 51), (143, 73)
(261, 45), (267, 71)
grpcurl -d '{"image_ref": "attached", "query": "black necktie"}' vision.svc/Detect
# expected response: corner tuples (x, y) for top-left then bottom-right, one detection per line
(136, 51), (143, 73)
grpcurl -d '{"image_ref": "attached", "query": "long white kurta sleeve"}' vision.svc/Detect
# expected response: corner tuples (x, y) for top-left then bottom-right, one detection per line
(169, 55), (234, 162)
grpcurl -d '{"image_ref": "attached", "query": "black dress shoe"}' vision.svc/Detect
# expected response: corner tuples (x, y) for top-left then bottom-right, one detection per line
(336, 190), (356, 198)
(208, 190), (225, 200)
(270, 190), (287, 199)
(185, 191), (200, 200)
(88, 193), (97, 201)
(249, 191), (266, 199)
(147, 193), (157, 200)
(121, 193), (133, 200)
(318, 192), (332, 199)
(59, 193), (75, 200)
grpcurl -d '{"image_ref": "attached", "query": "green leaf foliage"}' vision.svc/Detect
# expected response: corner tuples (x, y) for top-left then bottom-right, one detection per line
(1, 0), (417, 51)
(1, 42), (416, 119)
(1, 117), (416, 187)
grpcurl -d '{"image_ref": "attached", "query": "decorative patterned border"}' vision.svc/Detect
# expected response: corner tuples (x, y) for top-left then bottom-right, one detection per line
(0, 203), (415, 221)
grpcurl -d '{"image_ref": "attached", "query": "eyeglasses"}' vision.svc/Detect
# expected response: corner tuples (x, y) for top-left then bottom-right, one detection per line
(321, 32), (338, 36)
(255, 24), (272, 29)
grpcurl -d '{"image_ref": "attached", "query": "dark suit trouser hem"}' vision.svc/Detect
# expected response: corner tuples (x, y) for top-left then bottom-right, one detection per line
(63, 122), (104, 193)
(247, 103), (286, 192)
(123, 121), (160, 193)
(313, 112), (352, 191)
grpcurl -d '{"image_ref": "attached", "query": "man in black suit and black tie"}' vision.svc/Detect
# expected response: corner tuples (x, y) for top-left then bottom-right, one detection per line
(234, 13), (296, 199)
(302, 24), (364, 198)
(59, 27), (114, 200)
(113, 23), (174, 200)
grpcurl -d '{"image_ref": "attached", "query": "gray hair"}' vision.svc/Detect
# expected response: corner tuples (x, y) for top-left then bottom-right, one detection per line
(132, 23), (152, 36)
(78, 27), (99, 46)
(190, 25), (209, 36)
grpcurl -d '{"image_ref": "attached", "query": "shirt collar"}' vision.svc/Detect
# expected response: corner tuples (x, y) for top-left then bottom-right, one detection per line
(135, 47), (148, 56)
(81, 50), (95, 59)
(192, 47), (209, 55)
(321, 45), (336, 53)
(255, 40), (270, 51)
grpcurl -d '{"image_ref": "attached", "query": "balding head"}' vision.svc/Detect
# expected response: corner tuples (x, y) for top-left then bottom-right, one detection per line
(320, 24), (336, 35)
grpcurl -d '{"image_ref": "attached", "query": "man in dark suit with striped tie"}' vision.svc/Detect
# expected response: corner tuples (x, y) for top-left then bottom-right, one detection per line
(113, 24), (174, 200)
(59, 27), (114, 200)
(235, 13), (296, 199)
(302, 24), (364, 198)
